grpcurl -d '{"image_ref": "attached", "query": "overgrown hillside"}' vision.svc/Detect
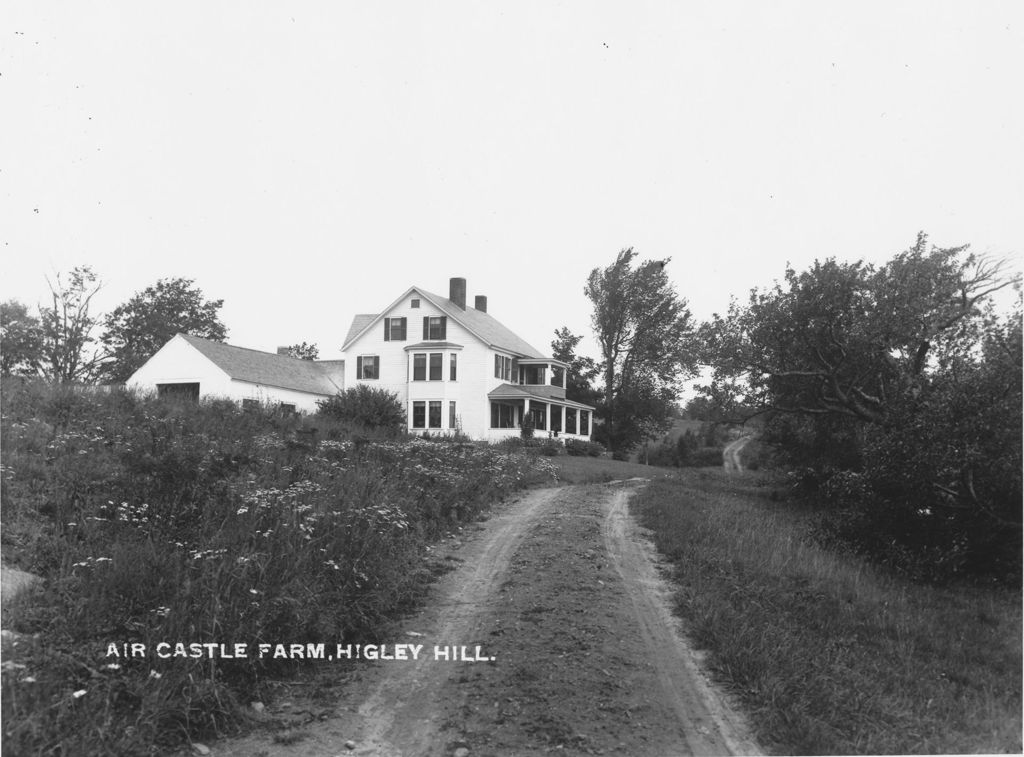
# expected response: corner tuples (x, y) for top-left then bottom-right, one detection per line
(0, 378), (554, 755)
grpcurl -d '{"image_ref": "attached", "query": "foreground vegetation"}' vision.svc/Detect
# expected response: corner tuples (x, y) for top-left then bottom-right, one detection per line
(0, 379), (555, 755)
(632, 470), (1022, 755)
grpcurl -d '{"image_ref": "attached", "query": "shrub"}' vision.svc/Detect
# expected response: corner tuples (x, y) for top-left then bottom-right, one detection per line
(680, 447), (725, 467)
(316, 385), (406, 435)
(564, 438), (605, 457)
(519, 413), (536, 440)
(538, 438), (562, 456)
(645, 439), (679, 467)
(676, 429), (699, 465)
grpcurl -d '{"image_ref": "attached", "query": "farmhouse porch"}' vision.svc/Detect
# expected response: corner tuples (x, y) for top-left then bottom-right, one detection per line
(485, 384), (593, 442)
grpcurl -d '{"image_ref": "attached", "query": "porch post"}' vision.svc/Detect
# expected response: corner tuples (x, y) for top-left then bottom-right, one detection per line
(523, 398), (530, 427)
(545, 402), (551, 433)
(560, 405), (565, 436)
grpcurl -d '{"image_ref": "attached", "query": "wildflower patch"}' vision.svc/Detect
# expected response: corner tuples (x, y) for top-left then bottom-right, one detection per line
(1, 380), (553, 755)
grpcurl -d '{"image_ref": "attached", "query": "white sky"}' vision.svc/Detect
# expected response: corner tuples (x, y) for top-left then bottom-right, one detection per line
(3, 2), (1022, 369)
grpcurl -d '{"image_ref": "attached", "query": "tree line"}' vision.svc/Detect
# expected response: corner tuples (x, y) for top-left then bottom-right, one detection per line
(562, 234), (1020, 580)
(1, 267), (318, 383)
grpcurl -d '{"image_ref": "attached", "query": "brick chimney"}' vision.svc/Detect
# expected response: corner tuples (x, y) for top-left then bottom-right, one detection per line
(474, 295), (488, 313)
(449, 277), (467, 310)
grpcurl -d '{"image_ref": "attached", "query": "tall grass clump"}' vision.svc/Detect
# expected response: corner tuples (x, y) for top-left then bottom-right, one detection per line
(632, 471), (1022, 755)
(0, 378), (553, 755)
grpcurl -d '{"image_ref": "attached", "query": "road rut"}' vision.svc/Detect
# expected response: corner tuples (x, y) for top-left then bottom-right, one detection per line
(213, 483), (759, 756)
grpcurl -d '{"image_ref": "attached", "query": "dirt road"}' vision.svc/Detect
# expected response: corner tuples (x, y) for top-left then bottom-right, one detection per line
(213, 483), (759, 757)
(722, 437), (751, 473)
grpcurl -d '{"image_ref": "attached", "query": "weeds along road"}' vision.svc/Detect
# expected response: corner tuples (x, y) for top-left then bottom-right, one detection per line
(213, 482), (760, 757)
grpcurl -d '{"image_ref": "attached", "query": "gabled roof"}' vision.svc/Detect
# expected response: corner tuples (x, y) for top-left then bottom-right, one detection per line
(178, 334), (343, 396)
(342, 286), (546, 358)
(487, 383), (595, 410)
(344, 314), (377, 347)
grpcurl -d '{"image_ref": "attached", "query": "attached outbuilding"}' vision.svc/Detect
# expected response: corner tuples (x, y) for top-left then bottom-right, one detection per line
(126, 333), (344, 414)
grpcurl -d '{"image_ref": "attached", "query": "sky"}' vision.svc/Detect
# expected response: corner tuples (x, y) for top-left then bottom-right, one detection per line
(3, 2), (1022, 375)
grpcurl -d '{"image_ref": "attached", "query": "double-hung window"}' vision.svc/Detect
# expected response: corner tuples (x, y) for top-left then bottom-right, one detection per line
(412, 353), (443, 381)
(384, 317), (407, 341)
(428, 401), (442, 429)
(450, 353), (457, 381)
(357, 355), (379, 380)
(423, 316), (446, 340)
(494, 354), (512, 381)
(413, 401), (442, 429)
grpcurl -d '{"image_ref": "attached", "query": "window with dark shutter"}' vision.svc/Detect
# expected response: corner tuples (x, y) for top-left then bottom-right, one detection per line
(424, 316), (445, 340)
(385, 318), (406, 341)
(358, 356), (379, 380)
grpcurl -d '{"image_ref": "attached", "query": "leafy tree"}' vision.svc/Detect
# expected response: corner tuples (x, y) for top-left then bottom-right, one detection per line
(550, 327), (601, 405)
(101, 278), (227, 382)
(39, 266), (105, 383)
(316, 385), (406, 435)
(280, 342), (319, 361)
(699, 234), (1016, 425)
(700, 234), (1022, 580)
(585, 248), (696, 452)
(1, 300), (44, 376)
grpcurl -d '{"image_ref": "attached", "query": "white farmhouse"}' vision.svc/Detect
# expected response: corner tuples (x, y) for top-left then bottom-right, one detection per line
(341, 277), (594, 441)
(126, 333), (345, 414)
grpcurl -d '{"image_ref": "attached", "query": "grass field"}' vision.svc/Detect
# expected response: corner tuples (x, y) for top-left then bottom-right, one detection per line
(630, 470), (1023, 755)
(546, 454), (686, 484)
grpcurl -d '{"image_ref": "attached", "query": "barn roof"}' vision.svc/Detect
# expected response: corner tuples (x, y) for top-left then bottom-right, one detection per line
(179, 334), (343, 396)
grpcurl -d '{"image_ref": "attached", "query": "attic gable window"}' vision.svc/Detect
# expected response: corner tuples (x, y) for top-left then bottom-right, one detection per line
(411, 298), (420, 308)
(423, 316), (447, 340)
(384, 317), (407, 341)
(356, 355), (379, 380)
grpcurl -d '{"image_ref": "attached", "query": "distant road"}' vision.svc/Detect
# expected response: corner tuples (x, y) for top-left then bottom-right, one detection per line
(723, 436), (752, 472)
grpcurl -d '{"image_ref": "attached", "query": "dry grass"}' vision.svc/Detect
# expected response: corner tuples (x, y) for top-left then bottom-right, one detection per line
(632, 470), (1022, 755)
(546, 454), (689, 484)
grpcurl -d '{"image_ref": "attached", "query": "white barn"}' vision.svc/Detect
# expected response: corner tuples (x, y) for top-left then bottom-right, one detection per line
(126, 333), (345, 414)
